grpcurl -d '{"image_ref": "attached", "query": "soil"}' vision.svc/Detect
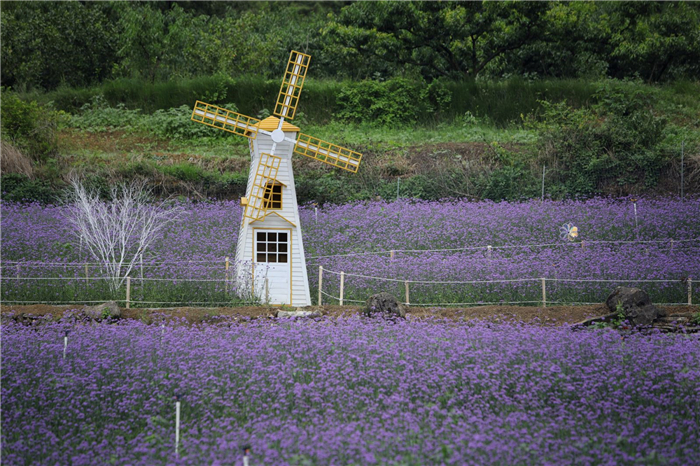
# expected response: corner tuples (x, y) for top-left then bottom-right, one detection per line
(2, 303), (697, 326)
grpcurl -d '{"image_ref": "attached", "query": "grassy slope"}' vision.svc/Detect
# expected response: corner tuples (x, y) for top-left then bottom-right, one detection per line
(9, 78), (700, 202)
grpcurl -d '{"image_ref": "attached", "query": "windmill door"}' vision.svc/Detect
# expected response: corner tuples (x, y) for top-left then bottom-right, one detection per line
(254, 229), (291, 304)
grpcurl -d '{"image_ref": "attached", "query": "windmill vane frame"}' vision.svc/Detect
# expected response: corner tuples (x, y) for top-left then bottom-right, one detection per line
(190, 50), (363, 306)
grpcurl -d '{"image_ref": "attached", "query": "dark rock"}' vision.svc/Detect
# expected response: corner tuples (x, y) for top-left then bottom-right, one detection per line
(605, 287), (660, 326)
(82, 301), (121, 320)
(364, 292), (406, 319)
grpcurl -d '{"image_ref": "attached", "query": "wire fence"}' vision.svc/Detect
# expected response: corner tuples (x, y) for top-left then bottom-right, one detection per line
(316, 267), (695, 308)
(1, 237), (698, 308)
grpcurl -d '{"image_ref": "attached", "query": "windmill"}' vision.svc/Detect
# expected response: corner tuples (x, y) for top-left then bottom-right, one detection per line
(190, 50), (362, 306)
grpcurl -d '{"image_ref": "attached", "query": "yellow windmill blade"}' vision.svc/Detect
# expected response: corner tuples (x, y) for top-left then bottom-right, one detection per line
(244, 153), (283, 220)
(273, 50), (311, 121)
(294, 133), (362, 173)
(191, 101), (260, 138)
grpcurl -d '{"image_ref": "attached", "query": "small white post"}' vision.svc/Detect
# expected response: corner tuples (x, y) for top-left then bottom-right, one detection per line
(242, 445), (251, 466)
(139, 253), (144, 284)
(541, 164), (546, 201)
(670, 239), (674, 250)
(688, 278), (693, 306)
(161, 323), (165, 336)
(126, 277), (131, 309)
(314, 205), (318, 223)
(16, 262), (20, 279)
(339, 272), (345, 306)
(318, 266), (323, 306)
(405, 281), (410, 306)
(175, 396), (181, 457)
(487, 245), (492, 260)
(63, 331), (68, 360)
(633, 202), (639, 232)
(225, 256), (230, 293)
(681, 140), (685, 199)
(541, 278), (547, 308)
(390, 250), (395, 260)
(85, 263), (89, 280)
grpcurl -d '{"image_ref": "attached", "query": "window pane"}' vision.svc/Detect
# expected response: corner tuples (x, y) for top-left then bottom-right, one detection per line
(279, 232), (288, 242)
(258, 243), (267, 252)
(278, 254), (288, 263)
(268, 243), (277, 253)
(257, 232), (265, 241)
(267, 253), (277, 263)
(278, 243), (288, 253)
(256, 253), (266, 262)
(268, 233), (277, 242)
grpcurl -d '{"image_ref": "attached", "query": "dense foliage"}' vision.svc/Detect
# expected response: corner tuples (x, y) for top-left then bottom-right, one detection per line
(1, 2), (697, 204)
(2, 1), (698, 90)
(3, 318), (700, 464)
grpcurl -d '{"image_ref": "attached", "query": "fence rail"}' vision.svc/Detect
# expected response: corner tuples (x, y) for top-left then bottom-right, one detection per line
(316, 266), (694, 308)
(2, 244), (697, 309)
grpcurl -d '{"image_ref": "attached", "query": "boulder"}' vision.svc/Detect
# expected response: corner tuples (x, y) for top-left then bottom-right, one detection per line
(82, 301), (121, 320)
(605, 287), (663, 326)
(364, 292), (406, 319)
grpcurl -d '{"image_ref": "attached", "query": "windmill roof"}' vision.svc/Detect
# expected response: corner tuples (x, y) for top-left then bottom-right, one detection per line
(255, 116), (300, 132)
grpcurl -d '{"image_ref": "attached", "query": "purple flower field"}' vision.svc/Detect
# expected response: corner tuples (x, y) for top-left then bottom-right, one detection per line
(1, 197), (699, 305)
(2, 318), (699, 465)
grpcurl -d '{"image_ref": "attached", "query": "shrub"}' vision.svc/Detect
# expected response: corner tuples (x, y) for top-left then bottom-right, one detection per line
(0, 88), (61, 162)
(71, 95), (142, 131)
(336, 78), (439, 126)
(147, 105), (231, 140)
(71, 94), (141, 131)
(532, 83), (670, 197)
(0, 173), (58, 204)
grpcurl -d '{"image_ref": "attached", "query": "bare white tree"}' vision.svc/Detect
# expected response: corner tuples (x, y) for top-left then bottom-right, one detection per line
(65, 178), (185, 293)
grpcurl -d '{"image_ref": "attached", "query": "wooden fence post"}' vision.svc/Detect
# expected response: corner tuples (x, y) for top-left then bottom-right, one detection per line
(225, 256), (230, 293)
(688, 277), (693, 306)
(339, 271), (345, 306)
(318, 266), (323, 306)
(541, 277), (547, 308)
(390, 250), (395, 260)
(126, 276), (131, 309)
(405, 281), (410, 306)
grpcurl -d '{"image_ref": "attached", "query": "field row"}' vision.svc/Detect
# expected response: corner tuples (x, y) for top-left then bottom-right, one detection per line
(2, 198), (699, 306)
(3, 319), (699, 465)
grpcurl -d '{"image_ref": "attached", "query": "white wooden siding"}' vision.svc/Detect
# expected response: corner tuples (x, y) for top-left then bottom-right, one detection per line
(235, 131), (311, 306)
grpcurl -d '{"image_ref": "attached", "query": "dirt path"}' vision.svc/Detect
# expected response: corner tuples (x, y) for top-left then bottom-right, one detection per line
(3, 303), (697, 326)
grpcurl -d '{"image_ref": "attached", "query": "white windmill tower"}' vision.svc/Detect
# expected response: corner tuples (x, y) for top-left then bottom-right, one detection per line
(190, 51), (362, 306)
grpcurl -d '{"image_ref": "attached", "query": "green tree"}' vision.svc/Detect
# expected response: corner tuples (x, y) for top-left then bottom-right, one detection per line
(605, 2), (700, 82)
(323, 1), (550, 80)
(0, 1), (117, 90)
(114, 3), (205, 82)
